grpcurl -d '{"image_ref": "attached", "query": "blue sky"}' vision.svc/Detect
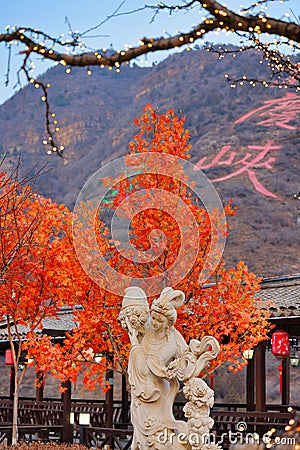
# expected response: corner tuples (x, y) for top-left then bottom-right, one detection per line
(1, 0), (299, 105)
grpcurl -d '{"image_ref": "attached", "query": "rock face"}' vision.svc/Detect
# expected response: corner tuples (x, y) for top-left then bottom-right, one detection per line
(0, 46), (299, 277)
(119, 286), (221, 450)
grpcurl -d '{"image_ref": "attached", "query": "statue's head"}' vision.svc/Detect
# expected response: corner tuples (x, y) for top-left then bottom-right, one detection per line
(150, 287), (185, 327)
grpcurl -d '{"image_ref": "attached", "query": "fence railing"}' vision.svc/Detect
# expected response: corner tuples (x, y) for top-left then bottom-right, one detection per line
(0, 398), (297, 448)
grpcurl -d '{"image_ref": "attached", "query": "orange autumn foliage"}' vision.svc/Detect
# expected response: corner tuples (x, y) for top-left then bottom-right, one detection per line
(0, 170), (88, 443)
(1, 106), (272, 397)
(0, 175), (74, 331)
(55, 105), (271, 388)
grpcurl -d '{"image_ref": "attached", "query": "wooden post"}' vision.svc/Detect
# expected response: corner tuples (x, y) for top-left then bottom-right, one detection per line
(9, 367), (15, 401)
(281, 357), (290, 406)
(209, 372), (214, 390)
(35, 372), (44, 402)
(105, 355), (114, 449)
(255, 342), (266, 412)
(105, 370), (114, 428)
(246, 357), (255, 411)
(121, 373), (129, 426)
(61, 380), (72, 443)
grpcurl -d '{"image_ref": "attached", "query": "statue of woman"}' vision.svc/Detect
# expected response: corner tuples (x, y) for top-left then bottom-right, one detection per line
(121, 286), (189, 450)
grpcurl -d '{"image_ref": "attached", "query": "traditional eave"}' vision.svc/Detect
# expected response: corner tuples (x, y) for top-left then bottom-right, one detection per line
(259, 274), (300, 320)
(0, 274), (299, 343)
(0, 306), (81, 342)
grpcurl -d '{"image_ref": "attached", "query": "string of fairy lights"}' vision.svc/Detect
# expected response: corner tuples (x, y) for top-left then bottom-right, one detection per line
(264, 407), (300, 449)
(1, 0), (300, 156)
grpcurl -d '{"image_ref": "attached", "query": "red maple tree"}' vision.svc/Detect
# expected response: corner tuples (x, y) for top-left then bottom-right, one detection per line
(50, 105), (271, 394)
(7, 106), (271, 414)
(0, 169), (80, 443)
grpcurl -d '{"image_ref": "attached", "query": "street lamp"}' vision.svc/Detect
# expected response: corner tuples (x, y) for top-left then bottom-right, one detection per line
(290, 352), (300, 367)
(243, 349), (254, 360)
(94, 353), (103, 363)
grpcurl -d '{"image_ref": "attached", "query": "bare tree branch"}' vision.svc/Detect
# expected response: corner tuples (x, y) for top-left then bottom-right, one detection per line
(206, 36), (300, 89)
(0, 0), (299, 155)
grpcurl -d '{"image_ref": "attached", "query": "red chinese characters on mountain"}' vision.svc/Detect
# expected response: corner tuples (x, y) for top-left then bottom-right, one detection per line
(195, 93), (300, 197)
(195, 141), (280, 198)
(235, 93), (300, 130)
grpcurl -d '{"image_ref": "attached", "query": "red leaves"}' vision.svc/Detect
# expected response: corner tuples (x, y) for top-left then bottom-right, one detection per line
(98, 106), (271, 375)
(183, 261), (271, 372)
(1, 106), (273, 394)
(128, 104), (192, 159)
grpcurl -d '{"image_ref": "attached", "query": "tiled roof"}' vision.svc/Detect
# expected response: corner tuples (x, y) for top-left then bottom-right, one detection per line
(0, 275), (299, 342)
(0, 306), (80, 341)
(258, 274), (300, 318)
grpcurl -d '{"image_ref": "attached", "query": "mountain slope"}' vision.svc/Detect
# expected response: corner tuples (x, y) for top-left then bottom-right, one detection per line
(0, 47), (299, 277)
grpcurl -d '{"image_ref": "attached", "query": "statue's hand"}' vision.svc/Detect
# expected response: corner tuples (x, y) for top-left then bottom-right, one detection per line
(165, 358), (179, 380)
(125, 317), (139, 346)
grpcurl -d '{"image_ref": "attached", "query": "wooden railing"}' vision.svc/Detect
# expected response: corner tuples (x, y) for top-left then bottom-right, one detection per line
(83, 427), (133, 449)
(0, 398), (298, 448)
(211, 410), (297, 448)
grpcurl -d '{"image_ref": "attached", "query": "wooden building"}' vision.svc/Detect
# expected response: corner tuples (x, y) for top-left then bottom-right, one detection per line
(0, 274), (299, 447)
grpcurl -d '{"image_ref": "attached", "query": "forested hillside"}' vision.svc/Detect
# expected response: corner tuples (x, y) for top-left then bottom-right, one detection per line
(0, 46), (299, 277)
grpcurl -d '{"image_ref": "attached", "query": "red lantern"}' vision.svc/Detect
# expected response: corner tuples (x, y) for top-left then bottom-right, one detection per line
(5, 349), (14, 365)
(271, 331), (290, 358)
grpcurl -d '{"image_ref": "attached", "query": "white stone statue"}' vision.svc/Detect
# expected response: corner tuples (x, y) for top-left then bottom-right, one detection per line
(119, 286), (222, 450)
